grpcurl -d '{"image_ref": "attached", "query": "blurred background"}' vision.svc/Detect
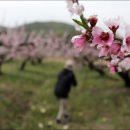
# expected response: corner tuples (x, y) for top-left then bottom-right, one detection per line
(0, 1), (130, 130)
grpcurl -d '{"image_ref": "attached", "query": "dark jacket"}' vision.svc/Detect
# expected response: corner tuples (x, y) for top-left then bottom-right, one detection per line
(54, 68), (77, 99)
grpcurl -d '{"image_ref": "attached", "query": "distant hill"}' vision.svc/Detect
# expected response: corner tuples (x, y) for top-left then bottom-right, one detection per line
(23, 21), (76, 36)
(0, 21), (77, 37)
(0, 26), (7, 32)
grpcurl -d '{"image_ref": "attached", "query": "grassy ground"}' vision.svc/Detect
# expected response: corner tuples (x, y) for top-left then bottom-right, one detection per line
(0, 60), (130, 130)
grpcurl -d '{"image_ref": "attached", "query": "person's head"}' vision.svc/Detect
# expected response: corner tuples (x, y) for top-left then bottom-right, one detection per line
(64, 59), (74, 70)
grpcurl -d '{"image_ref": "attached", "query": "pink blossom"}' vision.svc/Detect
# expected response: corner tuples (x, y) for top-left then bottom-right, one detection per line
(98, 46), (110, 57)
(123, 25), (130, 52)
(74, 4), (84, 16)
(71, 34), (88, 51)
(119, 46), (127, 58)
(111, 58), (120, 65)
(104, 17), (120, 33)
(118, 57), (130, 71)
(92, 27), (114, 47)
(109, 42), (121, 55)
(108, 63), (117, 74)
(0, 32), (10, 47)
(118, 51), (125, 59)
(66, 0), (74, 15)
(88, 15), (98, 28)
(66, 0), (84, 16)
(110, 43), (125, 60)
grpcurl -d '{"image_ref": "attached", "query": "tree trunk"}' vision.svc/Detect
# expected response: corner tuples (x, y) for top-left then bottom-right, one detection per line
(88, 62), (105, 76)
(19, 59), (28, 71)
(118, 71), (130, 88)
(0, 62), (3, 75)
(82, 56), (105, 76)
(37, 58), (42, 64)
(30, 60), (37, 66)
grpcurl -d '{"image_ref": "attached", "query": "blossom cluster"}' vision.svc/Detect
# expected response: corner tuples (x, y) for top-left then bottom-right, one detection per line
(66, 0), (130, 74)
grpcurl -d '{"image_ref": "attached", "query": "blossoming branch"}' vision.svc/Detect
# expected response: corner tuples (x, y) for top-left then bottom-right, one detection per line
(66, 0), (130, 74)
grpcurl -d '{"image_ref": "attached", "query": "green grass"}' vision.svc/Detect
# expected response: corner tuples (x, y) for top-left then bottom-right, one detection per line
(0, 60), (130, 130)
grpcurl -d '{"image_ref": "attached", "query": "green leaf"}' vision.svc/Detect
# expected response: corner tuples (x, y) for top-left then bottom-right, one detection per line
(80, 14), (89, 29)
(72, 19), (88, 30)
(72, 19), (83, 26)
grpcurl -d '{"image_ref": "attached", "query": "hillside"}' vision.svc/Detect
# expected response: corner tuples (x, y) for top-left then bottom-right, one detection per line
(0, 21), (76, 36)
(23, 21), (76, 36)
(0, 26), (7, 32)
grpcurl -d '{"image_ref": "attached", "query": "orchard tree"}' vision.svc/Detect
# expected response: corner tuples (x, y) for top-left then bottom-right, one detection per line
(0, 30), (16, 75)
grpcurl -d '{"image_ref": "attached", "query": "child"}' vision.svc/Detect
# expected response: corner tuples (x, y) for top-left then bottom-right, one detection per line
(54, 60), (77, 124)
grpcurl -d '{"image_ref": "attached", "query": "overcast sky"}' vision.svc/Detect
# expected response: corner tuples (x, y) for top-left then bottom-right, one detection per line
(0, 1), (130, 27)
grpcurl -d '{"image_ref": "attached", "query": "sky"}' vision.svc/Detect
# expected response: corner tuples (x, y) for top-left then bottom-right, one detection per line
(0, 1), (130, 27)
